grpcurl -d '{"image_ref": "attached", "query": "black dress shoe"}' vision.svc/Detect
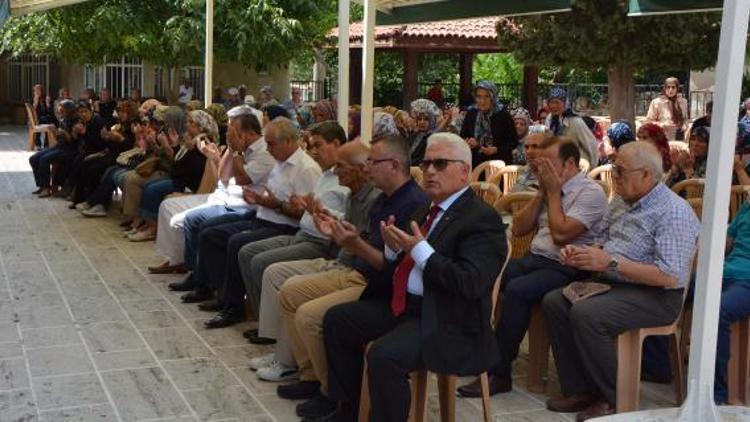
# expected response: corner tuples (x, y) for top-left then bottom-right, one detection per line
(457, 374), (512, 397)
(248, 333), (276, 345)
(297, 392), (338, 418)
(277, 380), (321, 400)
(243, 328), (258, 339)
(197, 300), (221, 312)
(203, 308), (244, 329)
(168, 274), (197, 291)
(181, 288), (213, 304)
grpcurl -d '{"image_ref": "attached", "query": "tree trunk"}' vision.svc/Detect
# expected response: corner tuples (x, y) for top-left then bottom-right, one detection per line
(166, 66), (181, 105)
(607, 65), (635, 124)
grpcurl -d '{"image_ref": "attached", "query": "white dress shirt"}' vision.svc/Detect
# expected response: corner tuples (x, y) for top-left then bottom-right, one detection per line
(206, 138), (276, 210)
(385, 186), (470, 296)
(298, 167), (350, 238)
(256, 148), (322, 227)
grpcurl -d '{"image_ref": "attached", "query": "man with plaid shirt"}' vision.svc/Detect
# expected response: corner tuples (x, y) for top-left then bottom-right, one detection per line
(542, 142), (700, 421)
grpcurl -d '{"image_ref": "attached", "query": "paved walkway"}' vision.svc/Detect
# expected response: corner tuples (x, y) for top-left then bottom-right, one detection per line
(0, 126), (679, 421)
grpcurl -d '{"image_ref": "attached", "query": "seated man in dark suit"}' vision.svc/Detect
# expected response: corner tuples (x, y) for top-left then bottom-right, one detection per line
(321, 132), (509, 422)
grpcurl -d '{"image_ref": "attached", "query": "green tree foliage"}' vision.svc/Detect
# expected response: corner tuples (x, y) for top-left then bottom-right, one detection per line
(495, 0), (722, 120)
(1, 0), (335, 70)
(473, 53), (522, 84)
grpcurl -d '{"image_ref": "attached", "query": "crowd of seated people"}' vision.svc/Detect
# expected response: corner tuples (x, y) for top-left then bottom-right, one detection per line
(25, 77), (750, 422)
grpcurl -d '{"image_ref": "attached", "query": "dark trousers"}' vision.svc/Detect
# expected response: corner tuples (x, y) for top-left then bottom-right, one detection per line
(715, 280), (750, 403)
(490, 254), (582, 377)
(29, 148), (63, 188)
(51, 150), (79, 188)
(87, 165), (128, 207)
(542, 283), (683, 405)
(324, 297), (423, 422)
(194, 218), (296, 295)
(73, 155), (114, 204)
(182, 206), (252, 271)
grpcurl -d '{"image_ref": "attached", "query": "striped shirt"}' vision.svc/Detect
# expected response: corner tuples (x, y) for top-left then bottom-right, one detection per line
(597, 182), (700, 289)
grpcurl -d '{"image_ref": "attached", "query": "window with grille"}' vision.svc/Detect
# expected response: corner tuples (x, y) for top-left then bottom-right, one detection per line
(154, 66), (204, 100)
(6, 55), (51, 103)
(83, 57), (143, 100)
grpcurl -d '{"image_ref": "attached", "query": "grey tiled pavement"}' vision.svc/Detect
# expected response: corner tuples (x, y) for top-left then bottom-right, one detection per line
(0, 126), (680, 421)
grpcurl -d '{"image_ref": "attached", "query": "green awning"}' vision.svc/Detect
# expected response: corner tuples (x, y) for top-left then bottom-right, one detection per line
(374, 0), (571, 25)
(628, 0), (722, 15)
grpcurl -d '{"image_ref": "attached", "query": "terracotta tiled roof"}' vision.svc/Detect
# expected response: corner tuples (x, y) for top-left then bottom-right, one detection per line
(329, 16), (507, 42)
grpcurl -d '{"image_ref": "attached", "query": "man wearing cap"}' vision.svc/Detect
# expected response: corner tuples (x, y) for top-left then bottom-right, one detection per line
(545, 87), (599, 166)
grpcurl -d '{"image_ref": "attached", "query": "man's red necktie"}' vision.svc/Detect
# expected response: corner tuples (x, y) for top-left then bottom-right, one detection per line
(390, 205), (441, 316)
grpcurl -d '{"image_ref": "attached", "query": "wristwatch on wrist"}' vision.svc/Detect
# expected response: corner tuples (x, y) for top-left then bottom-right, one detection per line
(275, 200), (285, 213)
(232, 150), (244, 158)
(607, 256), (620, 273)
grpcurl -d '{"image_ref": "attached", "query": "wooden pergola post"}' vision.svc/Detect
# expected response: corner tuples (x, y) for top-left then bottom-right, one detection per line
(403, 50), (419, 108)
(522, 65), (539, 115)
(458, 53), (474, 107)
(349, 48), (363, 105)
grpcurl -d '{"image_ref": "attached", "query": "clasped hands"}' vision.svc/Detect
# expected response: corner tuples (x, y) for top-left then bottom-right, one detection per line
(560, 244), (612, 272)
(380, 215), (424, 255)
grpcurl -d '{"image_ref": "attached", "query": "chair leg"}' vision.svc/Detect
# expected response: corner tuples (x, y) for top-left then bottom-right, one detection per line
(479, 372), (492, 422)
(436, 374), (456, 422)
(27, 128), (35, 151)
(527, 306), (549, 393)
(729, 322), (742, 405)
(739, 318), (750, 405)
(616, 330), (643, 413)
(411, 370), (428, 422)
(670, 333), (685, 405)
(358, 359), (370, 422)
(679, 308), (692, 363)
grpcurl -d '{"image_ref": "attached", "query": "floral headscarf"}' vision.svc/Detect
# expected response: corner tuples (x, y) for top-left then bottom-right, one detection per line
(313, 99), (337, 123)
(607, 120), (635, 150)
(188, 109), (219, 141)
(473, 80), (503, 146)
(373, 111), (399, 140)
(410, 99), (441, 132)
(160, 106), (187, 136)
(186, 100), (204, 112)
(511, 107), (531, 125)
(205, 103), (228, 127)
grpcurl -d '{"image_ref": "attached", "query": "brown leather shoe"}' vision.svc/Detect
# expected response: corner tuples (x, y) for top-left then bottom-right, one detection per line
(576, 400), (615, 421)
(456, 374), (511, 397)
(148, 261), (187, 274)
(546, 394), (598, 413)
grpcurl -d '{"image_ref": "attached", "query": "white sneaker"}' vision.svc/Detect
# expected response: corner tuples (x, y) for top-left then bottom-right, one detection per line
(82, 204), (107, 217)
(75, 202), (92, 212)
(248, 353), (275, 371)
(256, 360), (298, 382)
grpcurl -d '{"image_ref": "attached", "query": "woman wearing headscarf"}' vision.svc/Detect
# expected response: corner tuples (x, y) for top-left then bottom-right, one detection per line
(312, 99), (337, 123)
(460, 80), (518, 167)
(511, 107), (532, 164)
(408, 99), (441, 166)
(372, 111), (400, 141)
(601, 120), (636, 164)
(646, 76), (688, 141)
(205, 103), (229, 146)
(126, 110), (215, 241)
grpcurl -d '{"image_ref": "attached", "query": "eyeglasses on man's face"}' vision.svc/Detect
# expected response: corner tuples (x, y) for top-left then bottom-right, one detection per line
(419, 158), (464, 172)
(611, 163), (645, 178)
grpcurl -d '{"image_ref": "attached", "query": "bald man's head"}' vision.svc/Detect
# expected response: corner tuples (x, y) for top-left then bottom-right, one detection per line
(335, 141), (370, 192)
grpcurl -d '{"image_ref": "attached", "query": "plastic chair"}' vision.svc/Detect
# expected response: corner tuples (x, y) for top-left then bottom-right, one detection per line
(470, 160), (505, 183)
(489, 165), (522, 196)
(729, 185), (750, 221)
(358, 237), (513, 422)
(25, 103), (56, 151)
(615, 265), (694, 413)
(728, 317), (750, 405)
(589, 164), (614, 199)
(671, 178), (705, 199)
(470, 182), (502, 207)
(579, 158), (591, 174)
